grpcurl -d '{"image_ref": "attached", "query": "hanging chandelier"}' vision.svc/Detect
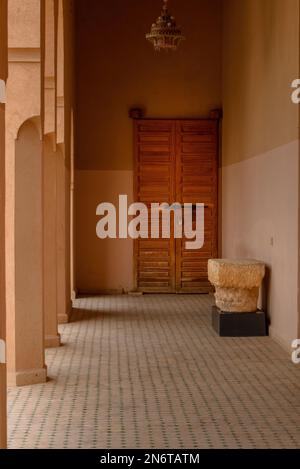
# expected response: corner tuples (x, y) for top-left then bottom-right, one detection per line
(146, 0), (185, 52)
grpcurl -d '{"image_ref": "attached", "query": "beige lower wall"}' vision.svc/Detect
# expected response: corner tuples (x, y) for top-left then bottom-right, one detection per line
(222, 140), (299, 349)
(75, 170), (134, 293)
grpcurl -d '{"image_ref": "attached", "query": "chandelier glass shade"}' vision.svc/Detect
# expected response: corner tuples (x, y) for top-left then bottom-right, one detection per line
(146, 0), (185, 52)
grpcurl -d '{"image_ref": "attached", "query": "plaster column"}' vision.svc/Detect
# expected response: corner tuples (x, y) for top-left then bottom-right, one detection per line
(43, 0), (61, 348)
(56, 0), (73, 324)
(6, 0), (47, 386)
(56, 144), (71, 324)
(44, 136), (61, 348)
(0, 0), (8, 449)
(44, 0), (57, 136)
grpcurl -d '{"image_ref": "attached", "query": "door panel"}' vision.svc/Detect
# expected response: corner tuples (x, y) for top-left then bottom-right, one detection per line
(175, 120), (218, 293)
(134, 121), (176, 292)
(134, 119), (218, 293)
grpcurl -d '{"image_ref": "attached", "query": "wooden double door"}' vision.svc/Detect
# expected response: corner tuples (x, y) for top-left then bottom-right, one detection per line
(134, 118), (219, 293)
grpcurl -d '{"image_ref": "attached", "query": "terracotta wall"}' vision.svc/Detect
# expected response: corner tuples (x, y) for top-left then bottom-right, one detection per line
(222, 0), (300, 349)
(75, 0), (222, 292)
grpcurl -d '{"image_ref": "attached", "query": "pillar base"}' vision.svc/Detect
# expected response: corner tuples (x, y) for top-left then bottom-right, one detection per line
(58, 313), (69, 325)
(45, 334), (61, 348)
(8, 366), (47, 387)
(58, 301), (72, 325)
(212, 306), (268, 337)
(71, 289), (77, 301)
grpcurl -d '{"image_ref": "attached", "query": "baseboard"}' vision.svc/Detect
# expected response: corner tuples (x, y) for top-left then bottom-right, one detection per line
(269, 326), (293, 356)
(128, 291), (144, 297)
(45, 334), (61, 348)
(8, 366), (47, 387)
(77, 289), (124, 297)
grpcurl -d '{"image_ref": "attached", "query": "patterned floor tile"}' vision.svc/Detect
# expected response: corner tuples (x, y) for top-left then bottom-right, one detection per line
(7, 294), (300, 449)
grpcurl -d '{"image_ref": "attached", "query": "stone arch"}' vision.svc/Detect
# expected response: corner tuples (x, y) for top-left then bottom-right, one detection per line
(16, 115), (42, 141)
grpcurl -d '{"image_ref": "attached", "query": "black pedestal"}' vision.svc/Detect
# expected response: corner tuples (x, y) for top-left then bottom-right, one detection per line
(212, 306), (268, 337)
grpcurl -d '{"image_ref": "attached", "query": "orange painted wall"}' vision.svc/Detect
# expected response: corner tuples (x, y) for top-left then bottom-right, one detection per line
(75, 0), (222, 292)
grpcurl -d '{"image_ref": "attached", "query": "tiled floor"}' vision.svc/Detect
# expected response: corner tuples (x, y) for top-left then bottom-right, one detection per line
(7, 294), (300, 449)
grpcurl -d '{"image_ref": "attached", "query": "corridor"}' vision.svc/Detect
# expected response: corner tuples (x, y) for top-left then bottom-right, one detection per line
(7, 295), (300, 449)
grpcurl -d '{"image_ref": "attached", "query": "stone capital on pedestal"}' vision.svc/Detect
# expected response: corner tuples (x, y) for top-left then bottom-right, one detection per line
(208, 259), (266, 313)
